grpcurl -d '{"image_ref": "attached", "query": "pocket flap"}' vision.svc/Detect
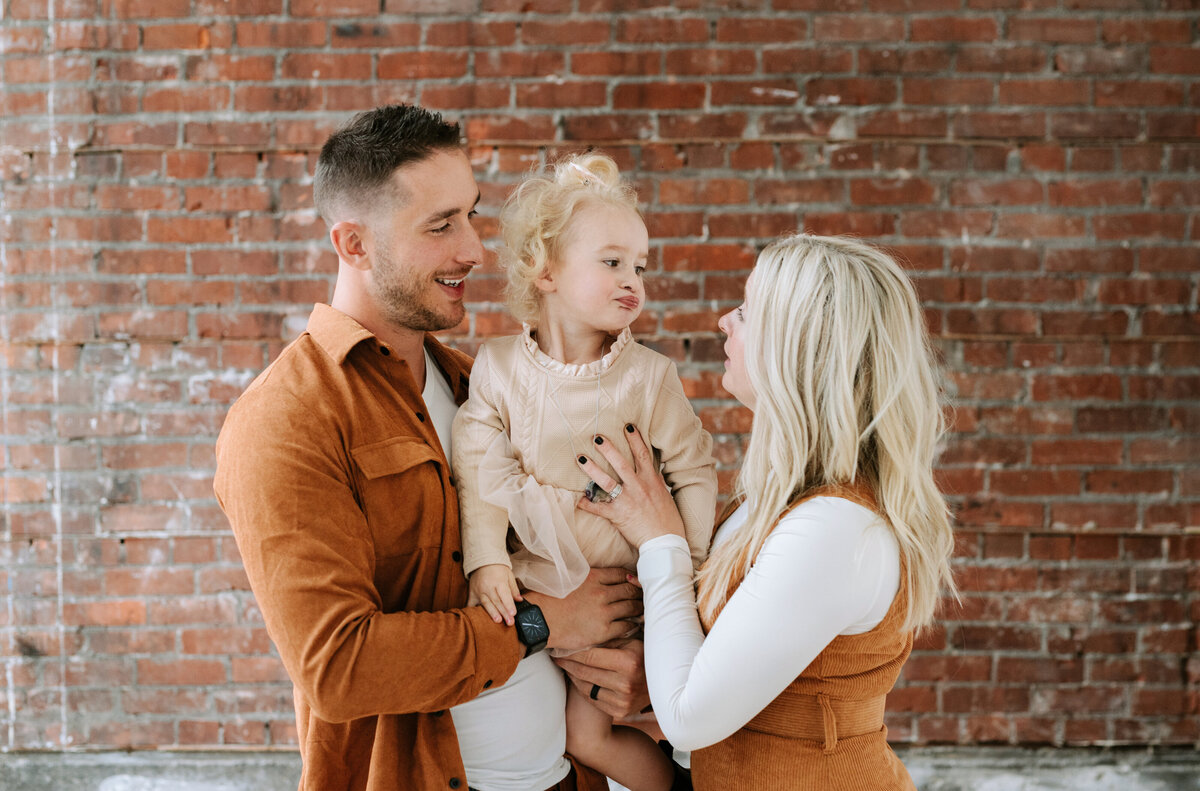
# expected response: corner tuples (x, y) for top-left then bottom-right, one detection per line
(351, 436), (441, 480)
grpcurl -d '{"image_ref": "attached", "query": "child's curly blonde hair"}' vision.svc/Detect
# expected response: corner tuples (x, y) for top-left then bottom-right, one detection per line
(500, 152), (641, 327)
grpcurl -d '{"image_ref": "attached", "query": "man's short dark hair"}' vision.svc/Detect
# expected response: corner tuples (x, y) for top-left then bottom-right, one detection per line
(313, 104), (463, 225)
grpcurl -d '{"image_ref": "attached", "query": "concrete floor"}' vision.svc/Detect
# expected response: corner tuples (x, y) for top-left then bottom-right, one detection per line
(0, 747), (1197, 790)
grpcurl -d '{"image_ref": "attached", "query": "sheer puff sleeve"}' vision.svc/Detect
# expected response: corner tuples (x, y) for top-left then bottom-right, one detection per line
(452, 345), (590, 597)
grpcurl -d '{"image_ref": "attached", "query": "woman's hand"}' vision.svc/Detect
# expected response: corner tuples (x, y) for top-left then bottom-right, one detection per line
(576, 424), (686, 548)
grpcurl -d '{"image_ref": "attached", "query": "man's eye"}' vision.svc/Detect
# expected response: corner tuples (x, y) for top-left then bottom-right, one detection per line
(431, 223), (451, 234)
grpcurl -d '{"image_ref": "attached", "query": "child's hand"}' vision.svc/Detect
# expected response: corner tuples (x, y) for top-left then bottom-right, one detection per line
(468, 564), (523, 626)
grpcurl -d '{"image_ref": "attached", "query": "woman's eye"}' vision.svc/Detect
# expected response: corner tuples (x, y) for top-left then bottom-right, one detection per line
(736, 308), (745, 321)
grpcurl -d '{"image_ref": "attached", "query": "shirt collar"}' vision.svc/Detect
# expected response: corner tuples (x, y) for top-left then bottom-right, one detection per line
(306, 304), (375, 365)
(305, 303), (472, 402)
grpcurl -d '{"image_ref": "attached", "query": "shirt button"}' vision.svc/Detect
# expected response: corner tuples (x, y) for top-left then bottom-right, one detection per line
(451, 551), (463, 563)
(380, 347), (390, 356)
(449, 778), (461, 789)
(483, 679), (492, 689)
(416, 412), (426, 422)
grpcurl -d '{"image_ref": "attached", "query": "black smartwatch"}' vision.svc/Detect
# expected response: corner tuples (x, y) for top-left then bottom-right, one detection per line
(513, 600), (549, 655)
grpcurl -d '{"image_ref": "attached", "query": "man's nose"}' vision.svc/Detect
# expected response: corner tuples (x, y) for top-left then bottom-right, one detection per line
(460, 224), (484, 266)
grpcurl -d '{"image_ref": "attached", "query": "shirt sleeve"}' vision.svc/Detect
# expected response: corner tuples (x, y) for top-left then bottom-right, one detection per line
(452, 346), (516, 574)
(646, 361), (717, 570)
(215, 383), (522, 725)
(636, 498), (899, 751)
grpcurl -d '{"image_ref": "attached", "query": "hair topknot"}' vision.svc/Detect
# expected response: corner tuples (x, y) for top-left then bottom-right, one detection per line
(500, 152), (640, 326)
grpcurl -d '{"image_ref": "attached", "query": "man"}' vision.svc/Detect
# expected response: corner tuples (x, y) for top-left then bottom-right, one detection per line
(215, 105), (645, 791)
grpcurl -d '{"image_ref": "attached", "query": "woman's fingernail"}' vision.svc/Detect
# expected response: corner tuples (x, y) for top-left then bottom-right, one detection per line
(578, 455), (587, 464)
(625, 424), (634, 433)
(594, 436), (603, 445)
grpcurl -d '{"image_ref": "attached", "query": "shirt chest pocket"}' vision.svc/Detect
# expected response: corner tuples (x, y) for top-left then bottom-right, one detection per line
(351, 436), (446, 558)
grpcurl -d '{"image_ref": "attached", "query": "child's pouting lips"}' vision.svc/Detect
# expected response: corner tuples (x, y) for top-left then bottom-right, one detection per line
(617, 295), (640, 310)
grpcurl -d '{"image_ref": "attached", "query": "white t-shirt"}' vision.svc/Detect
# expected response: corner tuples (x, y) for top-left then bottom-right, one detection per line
(424, 350), (571, 791)
(637, 497), (901, 752)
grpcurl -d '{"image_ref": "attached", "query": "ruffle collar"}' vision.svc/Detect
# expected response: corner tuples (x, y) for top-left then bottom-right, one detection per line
(519, 324), (634, 377)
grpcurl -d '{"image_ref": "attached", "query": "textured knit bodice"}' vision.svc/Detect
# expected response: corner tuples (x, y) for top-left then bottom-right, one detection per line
(452, 328), (716, 597)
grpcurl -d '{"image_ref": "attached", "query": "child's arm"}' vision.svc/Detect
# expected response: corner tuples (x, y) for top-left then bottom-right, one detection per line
(646, 361), (718, 568)
(452, 348), (519, 580)
(468, 563), (523, 625)
(452, 344), (591, 599)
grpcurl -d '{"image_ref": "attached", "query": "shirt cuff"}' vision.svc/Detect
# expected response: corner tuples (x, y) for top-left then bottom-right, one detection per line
(637, 534), (693, 583)
(461, 603), (524, 692)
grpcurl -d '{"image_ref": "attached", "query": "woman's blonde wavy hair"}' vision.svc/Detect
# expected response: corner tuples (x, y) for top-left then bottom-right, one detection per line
(500, 152), (640, 327)
(696, 234), (957, 633)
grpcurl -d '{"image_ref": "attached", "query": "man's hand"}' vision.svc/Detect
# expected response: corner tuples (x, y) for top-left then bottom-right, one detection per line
(555, 638), (651, 720)
(525, 567), (641, 653)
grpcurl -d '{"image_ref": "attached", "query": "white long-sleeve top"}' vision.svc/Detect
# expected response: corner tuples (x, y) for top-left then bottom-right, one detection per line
(637, 496), (901, 752)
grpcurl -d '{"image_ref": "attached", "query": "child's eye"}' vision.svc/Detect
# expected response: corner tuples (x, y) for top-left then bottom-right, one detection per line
(634, 265), (645, 276)
(603, 259), (620, 268)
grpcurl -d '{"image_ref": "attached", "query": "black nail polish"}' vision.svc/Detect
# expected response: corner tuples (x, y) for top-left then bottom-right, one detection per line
(625, 424), (634, 433)
(578, 455), (587, 464)
(594, 436), (603, 445)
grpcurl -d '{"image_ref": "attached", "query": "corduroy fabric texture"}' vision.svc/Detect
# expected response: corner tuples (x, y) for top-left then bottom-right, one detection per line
(691, 487), (916, 791)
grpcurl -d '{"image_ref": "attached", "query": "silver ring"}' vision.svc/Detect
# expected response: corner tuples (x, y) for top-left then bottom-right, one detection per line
(608, 483), (623, 501)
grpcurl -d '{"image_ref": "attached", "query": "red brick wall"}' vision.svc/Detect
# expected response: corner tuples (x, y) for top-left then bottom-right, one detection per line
(2, 2), (1196, 752)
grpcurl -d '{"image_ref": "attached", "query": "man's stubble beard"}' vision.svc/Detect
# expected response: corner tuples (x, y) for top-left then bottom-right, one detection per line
(370, 246), (464, 334)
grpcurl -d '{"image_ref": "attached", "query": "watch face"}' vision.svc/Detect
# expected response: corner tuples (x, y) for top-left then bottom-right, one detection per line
(517, 605), (549, 645)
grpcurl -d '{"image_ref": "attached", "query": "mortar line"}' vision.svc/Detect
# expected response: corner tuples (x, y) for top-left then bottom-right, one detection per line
(44, 0), (70, 751)
(0, 0), (11, 754)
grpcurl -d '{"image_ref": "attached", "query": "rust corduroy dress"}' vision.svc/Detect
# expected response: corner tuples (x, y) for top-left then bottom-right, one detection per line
(690, 489), (917, 791)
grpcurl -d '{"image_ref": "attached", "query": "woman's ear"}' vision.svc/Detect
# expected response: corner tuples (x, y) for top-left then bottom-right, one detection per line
(330, 220), (371, 271)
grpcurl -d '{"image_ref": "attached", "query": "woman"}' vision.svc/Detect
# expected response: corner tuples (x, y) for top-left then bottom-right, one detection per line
(572, 234), (957, 789)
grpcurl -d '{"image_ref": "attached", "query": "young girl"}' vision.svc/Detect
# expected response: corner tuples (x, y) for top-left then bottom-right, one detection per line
(451, 153), (716, 791)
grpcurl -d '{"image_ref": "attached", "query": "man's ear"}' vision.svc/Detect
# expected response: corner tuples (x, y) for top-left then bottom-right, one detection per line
(330, 220), (370, 270)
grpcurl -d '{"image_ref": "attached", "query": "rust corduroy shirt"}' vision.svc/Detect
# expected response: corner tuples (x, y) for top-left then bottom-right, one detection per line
(215, 304), (524, 791)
